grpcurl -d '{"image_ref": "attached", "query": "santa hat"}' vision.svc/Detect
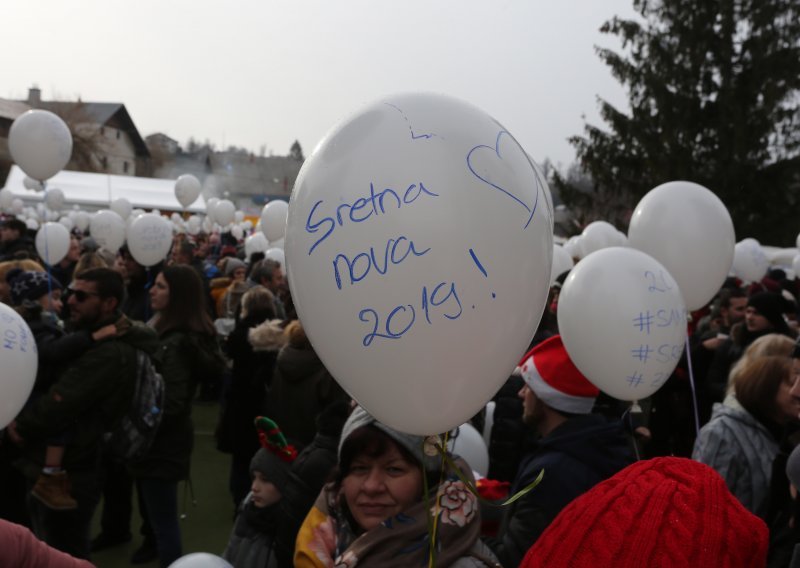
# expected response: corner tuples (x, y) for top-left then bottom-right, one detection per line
(520, 457), (768, 568)
(519, 335), (598, 414)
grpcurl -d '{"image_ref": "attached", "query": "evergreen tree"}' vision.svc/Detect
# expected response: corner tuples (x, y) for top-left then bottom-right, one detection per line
(561, 0), (800, 243)
(290, 140), (304, 161)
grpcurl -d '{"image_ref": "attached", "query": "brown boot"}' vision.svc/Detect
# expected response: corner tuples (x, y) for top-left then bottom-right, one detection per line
(31, 471), (78, 510)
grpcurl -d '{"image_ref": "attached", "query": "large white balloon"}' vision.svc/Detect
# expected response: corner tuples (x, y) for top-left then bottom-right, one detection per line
(205, 197), (220, 222)
(447, 423), (489, 477)
(90, 209), (126, 252)
(127, 214), (172, 267)
(0, 304), (38, 428)
(732, 238), (769, 283)
(110, 197), (132, 220)
(261, 200), (289, 242)
(167, 553), (232, 568)
(285, 93), (554, 435)
(214, 199), (236, 226)
(8, 110), (73, 181)
(558, 247), (687, 401)
(628, 181), (735, 311)
(35, 222), (70, 265)
(43, 188), (65, 211)
(174, 174), (201, 208)
(551, 244), (574, 285)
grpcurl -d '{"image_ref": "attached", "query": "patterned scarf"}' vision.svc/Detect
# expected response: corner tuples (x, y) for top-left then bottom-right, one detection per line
(295, 457), (488, 567)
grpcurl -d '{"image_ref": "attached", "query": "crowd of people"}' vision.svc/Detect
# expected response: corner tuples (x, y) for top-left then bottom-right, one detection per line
(0, 213), (799, 568)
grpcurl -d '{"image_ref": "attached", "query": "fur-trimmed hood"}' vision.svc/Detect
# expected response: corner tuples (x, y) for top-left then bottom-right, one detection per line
(248, 319), (287, 352)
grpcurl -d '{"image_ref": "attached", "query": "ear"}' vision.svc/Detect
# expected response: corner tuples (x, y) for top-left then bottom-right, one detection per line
(100, 295), (119, 314)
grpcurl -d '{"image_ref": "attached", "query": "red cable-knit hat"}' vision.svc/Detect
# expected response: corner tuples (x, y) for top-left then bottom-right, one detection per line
(520, 457), (769, 568)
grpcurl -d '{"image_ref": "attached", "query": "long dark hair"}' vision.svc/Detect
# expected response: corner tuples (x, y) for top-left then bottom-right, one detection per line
(154, 265), (215, 336)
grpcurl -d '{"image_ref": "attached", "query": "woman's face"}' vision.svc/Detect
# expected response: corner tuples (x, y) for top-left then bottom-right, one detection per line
(149, 273), (170, 312)
(342, 441), (423, 532)
(777, 361), (800, 423)
(232, 267), (246, 282)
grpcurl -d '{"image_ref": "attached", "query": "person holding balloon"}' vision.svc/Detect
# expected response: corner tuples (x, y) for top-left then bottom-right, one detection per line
(295, 405), (500, 567)
(486, 335), (633, 568)
(6, 268), (121, 512)
(9, 267), (159, 560)
(128, 265), (225, 567)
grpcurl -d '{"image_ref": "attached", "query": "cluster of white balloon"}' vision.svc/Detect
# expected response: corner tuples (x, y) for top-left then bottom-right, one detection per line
(0, 110), (291, 432)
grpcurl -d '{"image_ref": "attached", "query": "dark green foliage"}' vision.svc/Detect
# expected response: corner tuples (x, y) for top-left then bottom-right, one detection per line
(565, 0), (800, 243)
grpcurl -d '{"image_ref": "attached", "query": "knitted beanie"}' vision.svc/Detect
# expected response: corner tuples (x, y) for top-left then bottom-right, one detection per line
(224, 257), (246, 277)
(519, 335), (599, 414)
(339, 405), (442, 472)
(7, 270), (62, 306)
(249, 416), (298, 493)
(520, 457), (769, 568)
(747, 291), (790, 334)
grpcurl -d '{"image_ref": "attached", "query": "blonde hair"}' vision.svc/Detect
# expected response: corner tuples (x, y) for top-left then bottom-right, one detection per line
(285, 319), (311, 349)
(240, 286), (276, 320)
(726, 333), (795, 395)
(73, 251), (110, 281)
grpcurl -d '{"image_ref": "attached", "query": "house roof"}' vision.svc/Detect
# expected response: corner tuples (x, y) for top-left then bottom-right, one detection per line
(35, 101), (150, 158)
(2, 165), (206, 213)
(0, 99), (31, 121)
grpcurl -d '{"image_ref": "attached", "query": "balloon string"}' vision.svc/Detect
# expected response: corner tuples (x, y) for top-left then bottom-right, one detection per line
(683, 333), (701, 436)
(427, 431), (449, 568)
(43, 222), (54, 303)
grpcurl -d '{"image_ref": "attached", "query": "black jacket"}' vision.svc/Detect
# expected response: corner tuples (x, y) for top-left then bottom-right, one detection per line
(488, 414), (634, 568)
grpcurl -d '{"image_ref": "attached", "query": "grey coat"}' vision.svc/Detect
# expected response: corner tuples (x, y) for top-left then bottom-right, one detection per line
(222, 493), (279, 568)
(692, 396), (778, 518)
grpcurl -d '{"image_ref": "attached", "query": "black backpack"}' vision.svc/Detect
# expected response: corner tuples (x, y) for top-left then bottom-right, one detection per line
(103, 349), (165, 461)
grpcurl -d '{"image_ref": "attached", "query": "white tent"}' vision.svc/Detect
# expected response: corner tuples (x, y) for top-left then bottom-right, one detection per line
(2, 165), (206, 213)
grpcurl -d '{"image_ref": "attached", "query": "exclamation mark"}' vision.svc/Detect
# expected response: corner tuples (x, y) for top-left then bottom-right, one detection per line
(469, 248), (495, 308)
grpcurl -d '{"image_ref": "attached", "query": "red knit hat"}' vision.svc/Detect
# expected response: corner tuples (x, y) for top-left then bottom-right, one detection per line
(519, 335), (599, 414)
(520, 457), (769, 568)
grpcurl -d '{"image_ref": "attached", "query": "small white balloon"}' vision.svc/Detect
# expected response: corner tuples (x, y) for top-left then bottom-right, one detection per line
(260, 200), (289, 242)
(732, 238), (769, 283)
(44, 188), (65, 211)
(127, 214), (172, 267)
(231, 225), (244, 240)
(244, 232), (269, 258)
(234, 211), (245, 223)
(793, 255), (800, 279)
(580, 220), (620, 256)
(0, 188), (14, 211)
(110, 198), (132, 220)
(174, 174), (202, 208)
(242, 220), (253, 230)
(0, 304), (38, 428)
(25, 218), (39, 231)
(35, 222), (71, 265)
(74, 211), (91, 232)
(23, 177), (44, 192)
(265, 247), (285, 267)
(447, 423), (489, 477)
(206, 197), (220, 222)
(58, 216), (74, 232)
(11, 198), (24, 215)
(167, 552), (233, 568)
(90, 209), (126, 252)
(214, 199), (236, 226)
(551, 244), (575, 285)
(9, 110), (73, 181)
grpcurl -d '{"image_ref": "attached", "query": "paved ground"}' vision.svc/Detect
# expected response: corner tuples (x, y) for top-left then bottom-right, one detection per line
(90, 402), (235, 568)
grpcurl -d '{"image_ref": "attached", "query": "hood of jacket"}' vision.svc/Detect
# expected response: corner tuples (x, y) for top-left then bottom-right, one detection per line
(536, 414), (634, 480)
(275, 345), (326, 382)
(248, 318), (287, 352)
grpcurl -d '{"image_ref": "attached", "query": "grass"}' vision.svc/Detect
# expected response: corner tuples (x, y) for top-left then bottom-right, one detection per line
(90, 402), (236, 568)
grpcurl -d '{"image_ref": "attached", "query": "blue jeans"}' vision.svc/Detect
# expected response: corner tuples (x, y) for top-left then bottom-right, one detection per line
(137, 478), (182, 567)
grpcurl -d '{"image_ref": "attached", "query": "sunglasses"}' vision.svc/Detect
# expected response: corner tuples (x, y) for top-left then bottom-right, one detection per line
(66, 288), (101, 303)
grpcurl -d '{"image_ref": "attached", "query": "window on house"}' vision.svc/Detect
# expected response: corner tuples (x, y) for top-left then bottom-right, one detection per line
(123, 161), (129, 173)
(100, 127), (105, 136)
(101, 157), (108, 170)
(116, 130), (121, 139)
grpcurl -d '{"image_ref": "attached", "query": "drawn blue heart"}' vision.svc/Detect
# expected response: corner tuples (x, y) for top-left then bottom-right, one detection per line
(466, 130), (540, 229)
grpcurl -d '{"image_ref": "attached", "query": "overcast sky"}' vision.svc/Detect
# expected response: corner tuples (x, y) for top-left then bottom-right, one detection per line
(3, 0), (637, 169)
